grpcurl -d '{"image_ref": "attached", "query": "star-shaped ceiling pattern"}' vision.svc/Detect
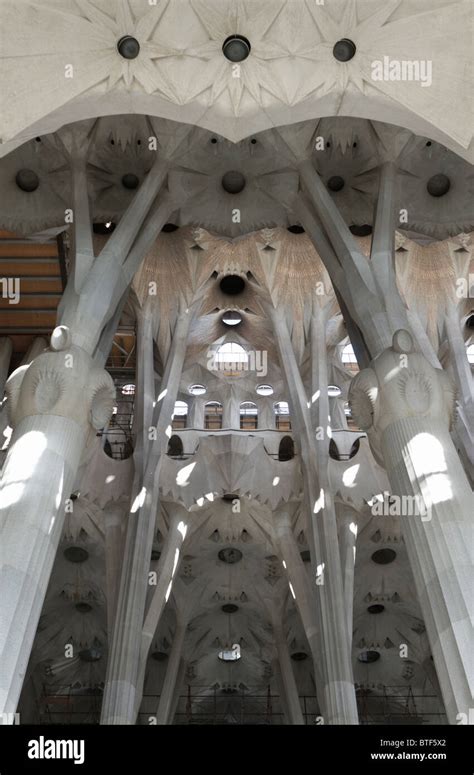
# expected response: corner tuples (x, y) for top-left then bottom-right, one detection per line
(0, 0), (471, 157)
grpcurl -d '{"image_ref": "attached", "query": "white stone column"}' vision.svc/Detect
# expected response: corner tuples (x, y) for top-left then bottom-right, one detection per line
(101, 308), (194, 725)
(338, 510), (358, 650)
(155, 617), (187, 724)
(188, 397), (204, 429)
(269, 307), (358, 724)
(269, 610), (305, 725)
(104, 500), (127, 644)
(349, 329), (473, 724)
(273, 509), (323, 698)
(0, 328), (115, 716)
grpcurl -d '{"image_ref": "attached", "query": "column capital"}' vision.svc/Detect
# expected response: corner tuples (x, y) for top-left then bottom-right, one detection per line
(348, 329), (456, 440)
(6, 329), (115, 433)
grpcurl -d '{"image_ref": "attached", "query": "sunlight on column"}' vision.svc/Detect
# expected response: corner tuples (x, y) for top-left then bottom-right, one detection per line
(0, 431), (47, 509)
(405, 433), (453, 506)
(176, 462), (196, 486)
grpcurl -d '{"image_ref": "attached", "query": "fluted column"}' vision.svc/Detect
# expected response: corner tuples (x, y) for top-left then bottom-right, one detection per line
(269, 307), (358, 724)
(338, 510), (358, 649)
(0, 327), (115, 715)
(0, 337), (12, 400)
(349, 329), (473, 724)
(101, 308), (194, 725)
(188, 397), (204, 429)
(155, 617), (187, 724)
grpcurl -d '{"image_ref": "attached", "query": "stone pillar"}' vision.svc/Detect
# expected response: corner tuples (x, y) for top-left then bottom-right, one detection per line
(269, 307), (358, 724)
(101, 308), (194, 725)
(273, 509), (323, 698)
(155, 617), (187, 724)
(349, 329), (473, 724)
(188, 397), (204, 429)
(259, 399), (275, 429)
(0, 327), (115, 716)
(269, 613), (305, 725)
(222, 394), (240, 429)
(104, 500), (127, 644)
(338, 510), (358, 649)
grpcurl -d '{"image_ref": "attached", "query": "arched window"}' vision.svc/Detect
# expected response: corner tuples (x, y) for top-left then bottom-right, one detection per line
(467, 344), (474, 364)
(172, 400), (188, 430)
(329, 436), (361, 461)
(205, 401), (223, 430)
(240, 401), (258, 430)
(278, 436), (294, 461)
(274, 401), (291, 431)
(341, 343), (358, 372)
(167, 435), (184, 457)
(213, 342), (248, 375)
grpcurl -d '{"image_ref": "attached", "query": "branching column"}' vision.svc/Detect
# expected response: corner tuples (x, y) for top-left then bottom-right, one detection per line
(0, 334), (115, 714)
(349, 329), (473, 723)
(269, 308), (358, 724)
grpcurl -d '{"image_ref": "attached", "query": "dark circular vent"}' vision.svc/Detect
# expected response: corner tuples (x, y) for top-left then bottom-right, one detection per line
(15, 169), (39, 192)
(300, 550), (311, 563)
(222, 170), (246, 194)
(222, 493), (239, 502)
(151, 549), (161, 562)
(79, 647), (102, 663)
(93, 222), (116, 234)
(219, 275), (245, 295)
(333, 39), (356, 62)
(291, 652), (308, 661)
(427, 174), (450, 197)
(218, 547), (243, 564)
(328, 175), (345, 192)
(350, 224), (372, 237)
(64, 546), (89, 564)
(75, 602), (93, 614)
(287, 224), (305, 234)
(151, 651), (168, 662)
(117, 35), (140, 59)
(222, 35), (251, 62)
(358, 650), (380, 663)
(122, 173), (139, 190)
(371, 548), (397, 565)
(161, 223), (179, 232)
(222, 604), (239, 614)
(367, 604), (385, 615)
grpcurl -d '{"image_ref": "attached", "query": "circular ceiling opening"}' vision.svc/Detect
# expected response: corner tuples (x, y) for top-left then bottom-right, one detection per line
(79, 647), (102, 663)
(358, 650), (381, 663)
(218, 547), (243, 564)
(161, 223), (179, 232)
(15, 169), (39, 192)
(350, 224), (373, 237)
(219, 275), (245, 295)
(371, 548), (397, 565)
(151, 651), (168, 662)
(222, 604), (239, 614)
(291, 652), (308, 661)
(222, 170), (246, 194)
(222, 493), (239, 502)
(300, 550), (311, 563)
(117, 35), (140, 59)
(222, 35), (251, 62)
(121, 383), (136, 396)
(367, 604), (385, 615)
(427, 174), (451, 197)
(256, 384), (274, 396)
(75, 602), (93, 614)
(93, 222), (115, 234)
(188, 384), (207, 396)
(64, 546), (89, 563)
(287, 225), (305, 234)
(121, 173), (139, 190)
(328, 385), (342, 397)
(222, 310), (242, 327)
(328, 175), (345, 192)
(333, 38), (356, 62)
